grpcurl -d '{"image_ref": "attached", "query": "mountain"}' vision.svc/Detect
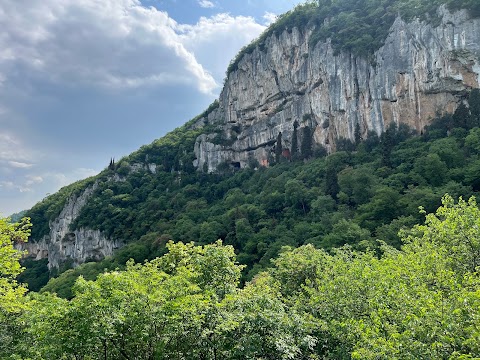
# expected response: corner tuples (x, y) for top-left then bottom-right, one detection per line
(19, 0), (480, 293)
(194, 2), (480, 171)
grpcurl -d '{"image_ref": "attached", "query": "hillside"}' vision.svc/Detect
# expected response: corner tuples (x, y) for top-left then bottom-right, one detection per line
(3, 0), (480, 358)
(18, 0), (480, 294)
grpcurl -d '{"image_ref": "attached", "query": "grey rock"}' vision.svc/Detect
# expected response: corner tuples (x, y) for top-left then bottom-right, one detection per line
(19, 183), (124, 269)
(194, 7), (480, 171)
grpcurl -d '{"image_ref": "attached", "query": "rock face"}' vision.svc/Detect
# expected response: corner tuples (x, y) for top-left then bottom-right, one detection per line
(194, 7), (480, 172)
(21, 184), (123, 269)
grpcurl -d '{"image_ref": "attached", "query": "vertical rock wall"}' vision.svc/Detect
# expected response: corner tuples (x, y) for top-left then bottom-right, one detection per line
(20, 184), (123, 269)
(194, 7), (480, 172)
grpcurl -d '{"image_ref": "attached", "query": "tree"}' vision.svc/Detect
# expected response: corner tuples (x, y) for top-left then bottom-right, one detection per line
(0, 216), (31, 357)
(320, 219), (371, 249)
(354, 122), (362, 145)
(108, 158), (115, 171)
(453, 102), (470, 128)
(380, 123), (397, 167)
(291, 121), (299, 160)
(469, 89), (480, 128)
(325, 163), (340, 199)
(413, 153), (448, 187)
(285, 179), (311, 215)
(406, 194), (480, 274)
(300, 126), (313, 159)
(275, 132), (283, 163)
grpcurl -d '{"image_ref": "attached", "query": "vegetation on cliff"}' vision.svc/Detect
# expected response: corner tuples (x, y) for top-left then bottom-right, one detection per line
(227, 0), (480, 74)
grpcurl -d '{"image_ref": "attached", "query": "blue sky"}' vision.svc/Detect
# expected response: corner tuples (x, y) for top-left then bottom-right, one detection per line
(0, 0), (305, 216)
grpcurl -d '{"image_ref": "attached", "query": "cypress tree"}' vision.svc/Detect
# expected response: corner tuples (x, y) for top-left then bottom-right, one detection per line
(453, 102), (470, 129)
(291, 121), (299, 160)
(275, 132), (283, 163)
(354, 122), (361, 145)
(325, 163), (339, 199)
(300, 126), (313, 159)
(108, 158), (115, 171)
(380, 123), (396, 167)
(468, 89), (480, 128)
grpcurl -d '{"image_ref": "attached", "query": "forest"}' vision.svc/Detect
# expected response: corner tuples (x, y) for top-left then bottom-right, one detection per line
(20, 89), (480, 299)
(3, 194), (480, 358)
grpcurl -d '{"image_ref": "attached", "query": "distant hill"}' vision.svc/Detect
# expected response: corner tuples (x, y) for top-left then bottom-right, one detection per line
(9, 210), (27, 223)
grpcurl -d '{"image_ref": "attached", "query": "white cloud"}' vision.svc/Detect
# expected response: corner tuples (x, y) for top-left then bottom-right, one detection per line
(8, 161), (33, 169)
(0, 0), (218, 94)
(0, 0), (271, 215)
(0, 134), (33, 164)
(25, 175), (43, 186)
(198, 0), (215, 8)
(0, 180), (32, 193)
(0, 1), (271, 95)
(178, 14), (266, 80)
(263, 12), (278, 25)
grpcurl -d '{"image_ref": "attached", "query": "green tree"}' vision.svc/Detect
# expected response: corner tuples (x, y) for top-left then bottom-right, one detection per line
(321, 219), (371, 249)
(453, 102), (471, 128)
(0, 216), (31, 357)
(469, 89), (480, 127)
(325, 163), (340, 199)
(275, 131), (283, 163)
(291, 121), (299, 160)
(354, 122), (362, 145)
(300, 126), (313, 159)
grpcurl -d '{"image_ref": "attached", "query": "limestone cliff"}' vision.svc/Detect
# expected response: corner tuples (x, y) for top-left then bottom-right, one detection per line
(21, 184), (123, 269)
(194, 7), (480, 172)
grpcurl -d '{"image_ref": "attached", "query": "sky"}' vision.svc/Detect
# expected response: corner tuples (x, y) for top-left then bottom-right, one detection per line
(0, 0), (305, 216)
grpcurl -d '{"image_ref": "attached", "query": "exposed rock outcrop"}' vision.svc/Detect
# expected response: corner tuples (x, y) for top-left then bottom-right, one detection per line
(194, 7), (480, 172)
(20, 184), (123, 269)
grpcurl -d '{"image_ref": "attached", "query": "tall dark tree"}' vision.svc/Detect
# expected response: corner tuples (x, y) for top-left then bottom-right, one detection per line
(468, 89), (480, 128)
(300, 126), (313, 160)
(291, 121), (299, 160)
(275, 132), (283, 164)
(453, 102), (470, 129)
(325, 163), (339, 199)
(108, 158), (115, 171)
(354, 122), (362, 146)
(380, 123), (396, 167)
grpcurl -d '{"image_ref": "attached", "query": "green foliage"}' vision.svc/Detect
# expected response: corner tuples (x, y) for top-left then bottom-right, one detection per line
(8, 198), (480, 358)
(0, 216), (31, 358)
(24, 100), (480, 298)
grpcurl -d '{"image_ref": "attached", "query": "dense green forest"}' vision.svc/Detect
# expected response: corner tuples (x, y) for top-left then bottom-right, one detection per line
(227, 0), (480, 73)
(20, 89), (480, 299)
(3, 194), (480, 359)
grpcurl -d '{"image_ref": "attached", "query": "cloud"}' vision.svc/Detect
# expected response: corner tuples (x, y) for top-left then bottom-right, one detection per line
(178, 13), (266, 79)
(263, 12), (278, 25)
(8, 161), (33, 169)
(0, 180), (32, 193)
(0, 0), (217, 94)
(198, 0), (215, 8)
(0, 134), (33, 165)
(25, 175), (43, 186)
(0, 0), (270, 215)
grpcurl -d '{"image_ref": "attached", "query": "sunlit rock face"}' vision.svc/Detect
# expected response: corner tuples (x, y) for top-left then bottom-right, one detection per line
(194, 7), (480, 172)
(20, 184), (123, 269)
